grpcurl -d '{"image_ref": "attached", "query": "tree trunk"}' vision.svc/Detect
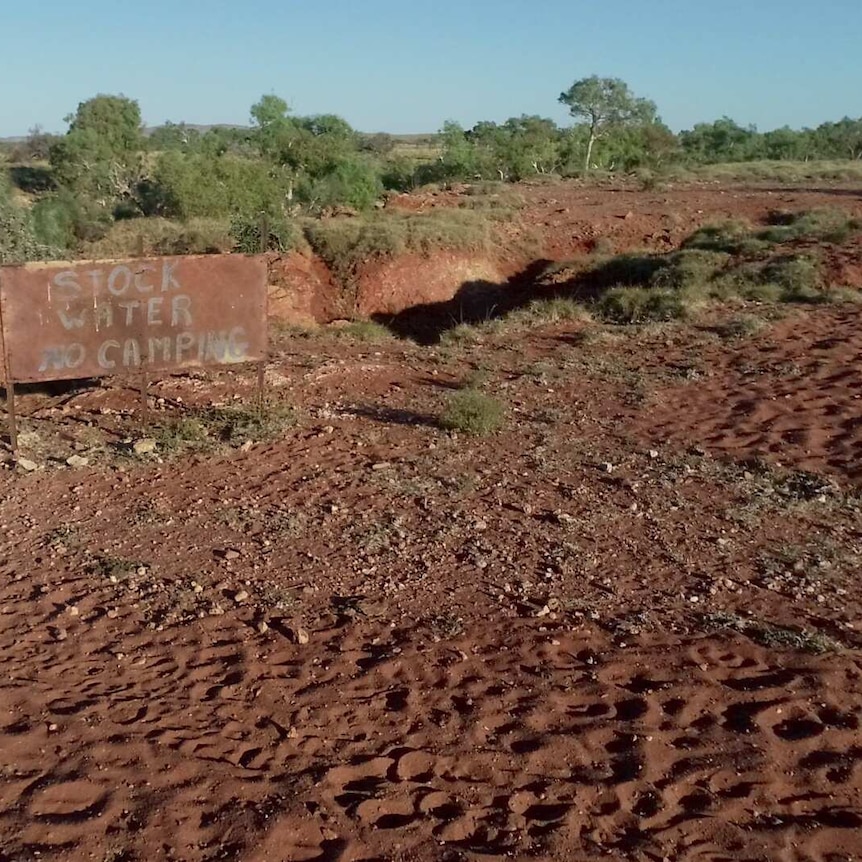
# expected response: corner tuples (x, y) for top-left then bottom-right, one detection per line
(584, 130), (596, 173)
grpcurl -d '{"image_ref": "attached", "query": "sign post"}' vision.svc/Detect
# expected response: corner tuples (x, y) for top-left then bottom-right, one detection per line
(0, 254), (268, 447)
(0, 272), (19, 454)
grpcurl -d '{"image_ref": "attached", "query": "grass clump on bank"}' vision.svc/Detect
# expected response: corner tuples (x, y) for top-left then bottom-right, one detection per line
(303, 209), (493, 274)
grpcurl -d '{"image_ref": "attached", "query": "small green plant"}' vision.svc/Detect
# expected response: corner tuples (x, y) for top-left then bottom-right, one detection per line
(682, 220), (767, 256)
(230, 214), (305, 253)
(149, 402), (296, 454)
(759, 208), (862, 244)
(763, 255), (825, 302)
(650, 248), (730, 293)
(150, 416), (211, 453)
(705, 612), (840, 654)
(441, 389), (504, 435)
(596, 286), (687, 324)
(715, 314), (766, 340)
(332, 320), (394, 343)
(90, 554), (145, 582)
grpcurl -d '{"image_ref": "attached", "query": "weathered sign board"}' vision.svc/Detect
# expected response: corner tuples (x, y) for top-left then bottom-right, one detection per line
(0, 253), (268, 453)
(0, 254), (267, 383)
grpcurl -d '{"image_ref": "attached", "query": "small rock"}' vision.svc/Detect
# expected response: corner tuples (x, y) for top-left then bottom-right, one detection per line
(648, 450), (659, 460)
(371, 462), (391, 471)
(601, 462), (615, 474)
(221, 549), (240, 561)
(209, 604), (225, 616)
(65, 455), (89, 468)
(136, 566), (148, 577)
(288, 626), (310, 645)
(106, 608), (119, 619)
(256, 620), (269, 634)
(240, 440), (253, 453)
(52, 627), (68, 642)
(474, 519), (488, 532)
(67, 605), (79, 617)
(16, 458), (38, 472)
(133, 438), (157, 456)
(234, 590), (250, 604)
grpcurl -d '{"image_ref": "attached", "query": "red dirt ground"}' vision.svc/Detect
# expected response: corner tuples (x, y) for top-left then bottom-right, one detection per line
(2, 180), (862, 861)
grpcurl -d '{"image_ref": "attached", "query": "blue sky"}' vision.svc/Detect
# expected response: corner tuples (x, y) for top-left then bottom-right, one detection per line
(2, 0), (860, 137)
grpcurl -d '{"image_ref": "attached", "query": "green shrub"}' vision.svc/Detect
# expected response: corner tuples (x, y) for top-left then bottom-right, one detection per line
(682, 220), (767, 256)
(153, 151), (293, 219)
(297, 157), (383, 212)
(760, 208), (862, 244)
(0, 174), (58, 263)
(764, 255), (825, 302)
(230, 214), (305, 253)
(650, 248), (730, 293)
(80, 216), (234, 257)
(715, 315), (767, 339)
(331, 320), (394, 342)
(441, 389), (505, 435)
(587, 253), (666, 288)
(596, 286), (687, 324)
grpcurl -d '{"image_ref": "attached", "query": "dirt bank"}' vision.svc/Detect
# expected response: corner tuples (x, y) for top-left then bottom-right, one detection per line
(265, 180), (862, 327)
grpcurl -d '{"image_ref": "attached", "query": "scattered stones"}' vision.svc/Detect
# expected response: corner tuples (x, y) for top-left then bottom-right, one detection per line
(65, 455), (89, 468)
(132, 439), (157, 456)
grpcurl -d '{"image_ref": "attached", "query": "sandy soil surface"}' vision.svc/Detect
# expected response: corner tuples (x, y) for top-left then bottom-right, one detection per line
(1, 181), (862, 861)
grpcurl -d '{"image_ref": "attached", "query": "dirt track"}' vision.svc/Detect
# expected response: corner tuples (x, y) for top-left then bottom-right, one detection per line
(2, 181), (862, 861)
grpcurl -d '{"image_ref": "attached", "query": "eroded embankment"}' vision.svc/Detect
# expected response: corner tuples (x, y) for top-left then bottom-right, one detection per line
(266, 248), (512, 326)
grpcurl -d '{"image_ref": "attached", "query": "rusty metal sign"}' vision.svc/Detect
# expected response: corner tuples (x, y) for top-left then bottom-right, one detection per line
(0, 254), (267, 383)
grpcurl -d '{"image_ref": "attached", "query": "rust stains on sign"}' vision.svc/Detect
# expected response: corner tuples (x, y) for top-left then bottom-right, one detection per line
(0, 254), (267, 383)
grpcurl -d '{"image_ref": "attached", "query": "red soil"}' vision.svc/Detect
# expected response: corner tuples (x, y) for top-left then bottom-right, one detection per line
(2, 179), (862, 861)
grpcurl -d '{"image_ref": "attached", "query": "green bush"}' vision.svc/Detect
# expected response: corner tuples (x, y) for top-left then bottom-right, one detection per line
(760, 208), (862, 244)
(596, 286), (687, 324)
(650, 248), (730, 293)
(31, 190), (112, 249)
(80, 216), (234, 258)
(0, 174), (58, 263)
(764, 255), (825, 302)
(229, 214), (306, 253)
(682, 220), (767, 256)
(441, 389), (505, 435)
(153, 151), (293, 219)
(297, 157), (383, 212)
